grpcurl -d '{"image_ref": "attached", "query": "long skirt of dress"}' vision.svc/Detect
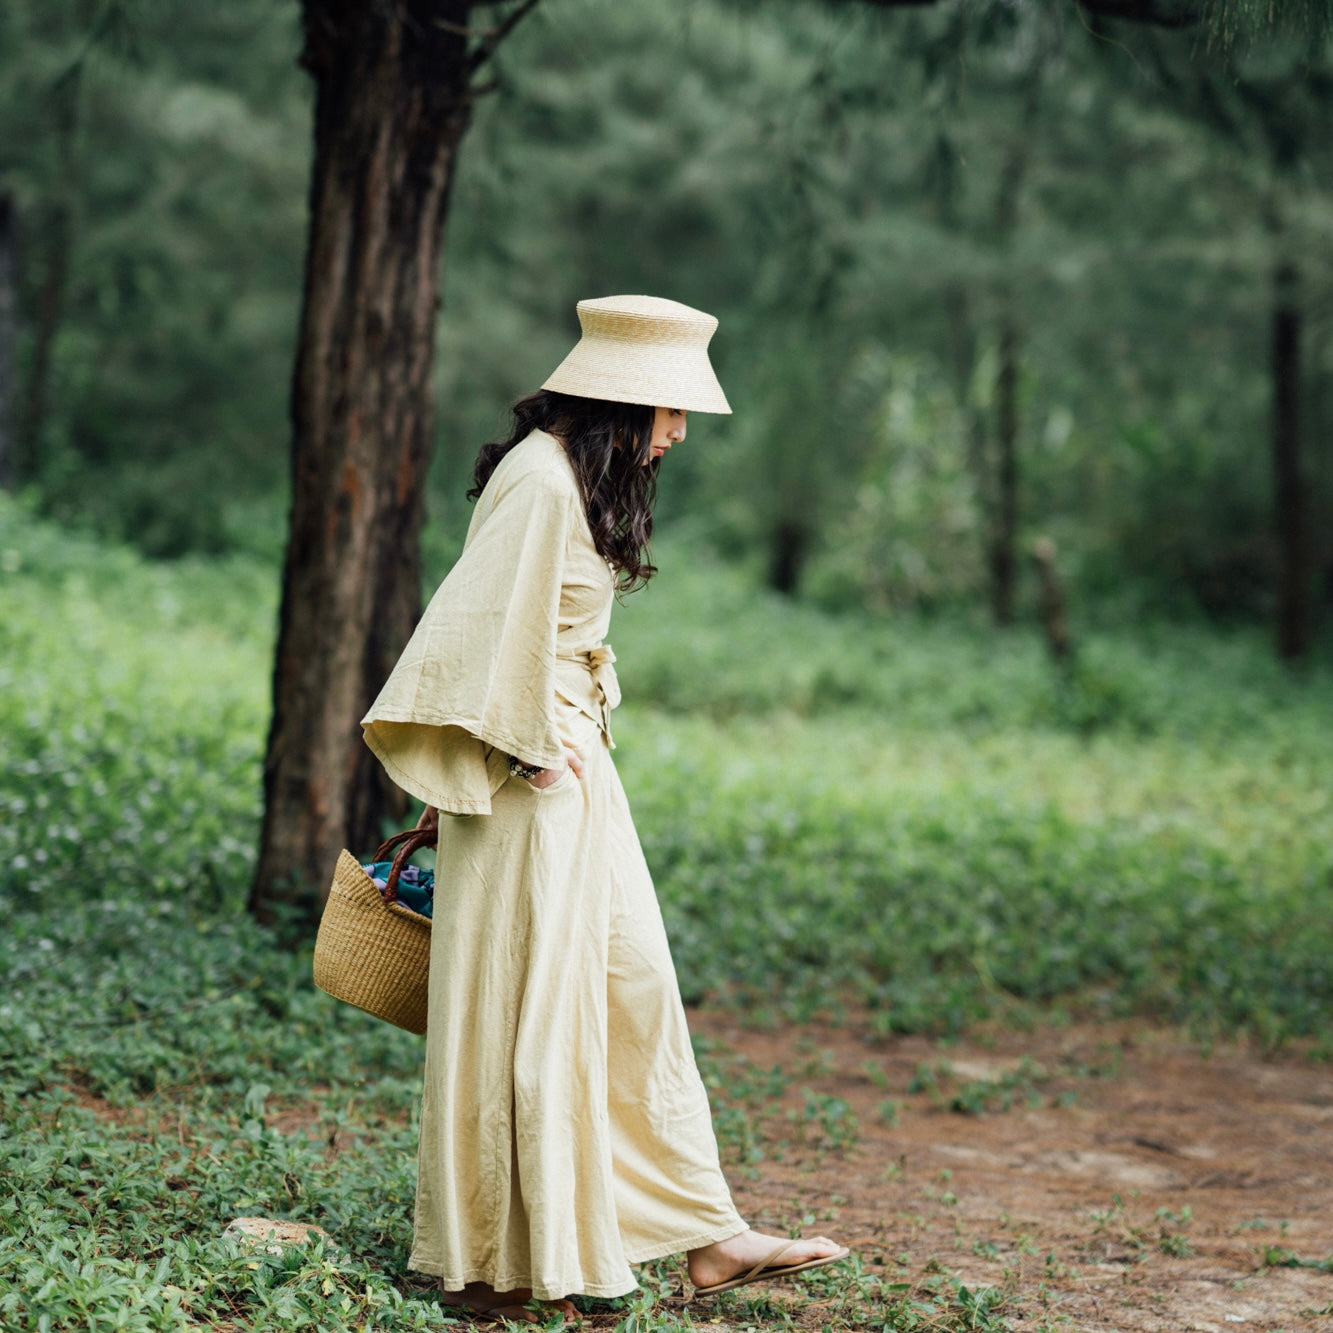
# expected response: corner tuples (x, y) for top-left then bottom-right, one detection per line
(409, 703), (746, 1300)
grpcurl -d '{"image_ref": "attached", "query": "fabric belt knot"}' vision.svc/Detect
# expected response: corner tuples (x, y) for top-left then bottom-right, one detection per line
(557, 643), (621, 742)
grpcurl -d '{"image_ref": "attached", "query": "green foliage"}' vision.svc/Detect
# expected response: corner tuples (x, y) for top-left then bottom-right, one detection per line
(901, 1057), (1054, 1115)
(1200, 0), (1333, 49)
(1257, 1246), (1333, 1272)
(0, 496), (270, 912)
(441, 0), (1333, 615)
(0, 1107), (446, 1329)
(629, 712), (1333, 1038)
(611, 547), (1333, 1041)
(1, 0), (306, 557)
(3, 504), (1333, 1329)
(612, 538), (1333, 740)
(6, 0), (1332, 622)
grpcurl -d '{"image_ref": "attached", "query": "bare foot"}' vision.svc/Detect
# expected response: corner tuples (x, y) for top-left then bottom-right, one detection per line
(439, 1281), (578, 1324)
(687, 1229), (847, 1291)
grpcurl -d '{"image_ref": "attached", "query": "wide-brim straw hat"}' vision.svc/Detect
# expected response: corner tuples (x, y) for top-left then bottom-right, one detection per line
(542, 294), (731, 415)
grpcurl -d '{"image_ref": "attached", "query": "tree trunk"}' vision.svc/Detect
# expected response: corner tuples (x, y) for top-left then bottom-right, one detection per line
(989, 307), (1020, 626)
(1271, 258), (1309, 661)
(0, 194), (17, 492)
(768, 517), (809, 596)
(249, 1), (477, 925)
(982, 43), (1042, 628)
(20, 65), (80, 481)
(1031, 536), (1074, 666)
(20, 201), (72, 483)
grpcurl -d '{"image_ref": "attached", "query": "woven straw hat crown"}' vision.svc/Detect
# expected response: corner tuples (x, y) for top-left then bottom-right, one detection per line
(542, 294), (731, 415)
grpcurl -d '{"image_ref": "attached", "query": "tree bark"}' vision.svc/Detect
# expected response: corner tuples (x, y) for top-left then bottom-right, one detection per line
(982, 39), (1042, 629)
(1271, 259), (1309, 661)
(768, 517), (810, 596)
(20, 65), (80, 482)
(0, 194), (17, 492)
(20, 201), (72, 483)
(249, 0), (479, 925)
(989, 308), (1020, 626)
(1031, 537), (1074, 666)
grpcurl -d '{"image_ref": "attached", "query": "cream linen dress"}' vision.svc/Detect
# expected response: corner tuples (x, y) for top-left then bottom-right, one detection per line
(361, 431), (746, 1300)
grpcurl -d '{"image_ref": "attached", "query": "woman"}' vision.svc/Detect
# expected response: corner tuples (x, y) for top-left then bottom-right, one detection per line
(362, 296), (847, 1323)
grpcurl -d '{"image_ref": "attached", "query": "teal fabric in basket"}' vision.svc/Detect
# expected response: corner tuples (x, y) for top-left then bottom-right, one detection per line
(363, 861), (434, 919)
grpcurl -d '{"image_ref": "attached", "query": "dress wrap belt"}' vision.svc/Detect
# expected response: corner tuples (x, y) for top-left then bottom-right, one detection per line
(554, 644), (621, 746)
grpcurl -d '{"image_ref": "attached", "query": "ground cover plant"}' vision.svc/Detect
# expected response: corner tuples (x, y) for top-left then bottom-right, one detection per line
(2, 497), (1331, 1330)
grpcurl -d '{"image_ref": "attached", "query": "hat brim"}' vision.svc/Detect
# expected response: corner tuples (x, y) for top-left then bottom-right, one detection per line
(542, 335), (732, 415)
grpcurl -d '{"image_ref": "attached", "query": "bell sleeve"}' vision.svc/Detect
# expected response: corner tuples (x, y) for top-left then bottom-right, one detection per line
(361, 454), (580, 816)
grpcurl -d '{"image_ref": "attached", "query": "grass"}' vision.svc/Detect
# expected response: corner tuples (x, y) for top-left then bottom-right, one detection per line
(617, 708), (1333, 1043)
(2, 493), (1332, 1330)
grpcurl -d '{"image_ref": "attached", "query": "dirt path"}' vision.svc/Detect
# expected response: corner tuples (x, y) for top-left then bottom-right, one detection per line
(688, 1012), (1333, 1332)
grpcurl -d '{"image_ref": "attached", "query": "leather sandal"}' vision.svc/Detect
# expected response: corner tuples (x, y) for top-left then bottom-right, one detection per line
(690, 1239), (852, 1298)
(439, 1287), (578, 1325)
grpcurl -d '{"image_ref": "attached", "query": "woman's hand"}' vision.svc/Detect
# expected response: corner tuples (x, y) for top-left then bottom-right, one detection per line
(415, 804), (439, 832)
(524, 743), (584, 789)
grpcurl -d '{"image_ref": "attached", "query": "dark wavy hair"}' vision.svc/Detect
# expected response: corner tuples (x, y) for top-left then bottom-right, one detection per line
(468, 390), (660, 591)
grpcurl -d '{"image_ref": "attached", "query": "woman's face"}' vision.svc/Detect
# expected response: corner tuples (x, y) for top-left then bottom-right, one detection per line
(647, 407), (687, 464)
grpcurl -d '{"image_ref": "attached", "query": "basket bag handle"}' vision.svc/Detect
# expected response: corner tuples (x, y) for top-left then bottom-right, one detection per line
(371, 810), (437, 905)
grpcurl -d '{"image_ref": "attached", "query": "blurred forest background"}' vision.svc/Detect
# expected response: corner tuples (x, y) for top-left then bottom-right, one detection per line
(3, 0), (1330, 629)
(4, 4), (1333, 1328)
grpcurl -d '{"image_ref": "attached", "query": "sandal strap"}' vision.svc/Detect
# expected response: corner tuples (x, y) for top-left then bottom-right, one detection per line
(734, 1238), (804, 1286)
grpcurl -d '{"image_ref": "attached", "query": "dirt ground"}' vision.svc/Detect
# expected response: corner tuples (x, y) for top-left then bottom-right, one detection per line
(682, 1010), (1333, 1332)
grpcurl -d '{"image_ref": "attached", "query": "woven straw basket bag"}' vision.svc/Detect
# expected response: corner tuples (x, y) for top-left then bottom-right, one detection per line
(313, 827), (434, 1035)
